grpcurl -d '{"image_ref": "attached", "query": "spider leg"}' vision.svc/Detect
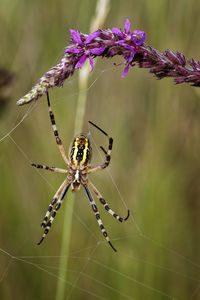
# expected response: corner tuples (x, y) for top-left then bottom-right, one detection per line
(87, 179), (130, 222)
(88, 121), (113, 174)
(83, 183), (117, 252)
(39, 178), (69, 229)
(38, 180), (71, 245)
(31, 163), (68, 174)
(47, 92), (69, 166)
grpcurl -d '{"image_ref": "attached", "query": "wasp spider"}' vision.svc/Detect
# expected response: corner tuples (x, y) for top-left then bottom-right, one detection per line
(32, 92), (129, 252)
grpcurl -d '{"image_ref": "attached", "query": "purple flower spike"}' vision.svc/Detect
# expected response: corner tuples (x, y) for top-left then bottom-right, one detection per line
(65, 29), (106, 72)
(17, 19), (200, 106)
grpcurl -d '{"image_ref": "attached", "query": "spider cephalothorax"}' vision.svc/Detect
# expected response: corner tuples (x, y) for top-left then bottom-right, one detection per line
(31, 92), (129, 252)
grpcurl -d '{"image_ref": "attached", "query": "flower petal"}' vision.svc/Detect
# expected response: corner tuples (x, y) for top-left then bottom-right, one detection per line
(117, 42), (136, 50)
(66, 48), (84, 54)
(90, 47), (106, 55)
(85, 30), (100, 44)
(70, 29), (83, 46)
(112, 27), (124, 38)
(121, 64), (130, 78)
(135, 32), (146, 46)
(125, 18), (130, 33)
(132, 31), (146, 45)
(115, 40), (126, 45)
(133, 30), (145, 36)
(126, 51), (135, 63)
(75, 54), (87, 69)
(88, 55), (94, 72)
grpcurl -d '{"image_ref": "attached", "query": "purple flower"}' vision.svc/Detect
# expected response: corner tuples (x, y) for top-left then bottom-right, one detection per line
(121, 51), (136, 78)
(112, 19), (145, 77)
(65, 29), (106, 71)
(18, 19), (200, 106)
(112, 19), (146, 48)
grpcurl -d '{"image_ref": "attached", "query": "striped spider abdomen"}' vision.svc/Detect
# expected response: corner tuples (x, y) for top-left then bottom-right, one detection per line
(69, 135), (92, 166)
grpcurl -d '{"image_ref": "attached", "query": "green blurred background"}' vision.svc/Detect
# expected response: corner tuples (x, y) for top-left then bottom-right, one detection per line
(1, 0), (200, 299)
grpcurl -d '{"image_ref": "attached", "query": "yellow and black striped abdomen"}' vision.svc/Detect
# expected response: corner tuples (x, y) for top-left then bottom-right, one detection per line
(69, 135), (92, 166)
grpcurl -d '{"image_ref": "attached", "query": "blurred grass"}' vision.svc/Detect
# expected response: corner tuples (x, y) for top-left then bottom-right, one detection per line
(1, 0), (200, 299)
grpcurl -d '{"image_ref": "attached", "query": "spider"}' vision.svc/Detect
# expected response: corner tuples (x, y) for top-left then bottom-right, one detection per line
(31, 92), (130, 252)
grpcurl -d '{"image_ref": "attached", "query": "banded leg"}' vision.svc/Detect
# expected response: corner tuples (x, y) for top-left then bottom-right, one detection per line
(38, 181), (71, 245)
(88, 121), (113, 174)
(88, 179), (129, 222)
(31, 163), (68, 174)
(47, 92), (69, 166)
(40, 178), (69, 229)
(83, 183), (117, 252)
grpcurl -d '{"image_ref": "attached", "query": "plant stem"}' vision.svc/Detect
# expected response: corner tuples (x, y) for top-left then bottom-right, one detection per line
(55, 62), (89, 300)
(55, 2), (109, 299)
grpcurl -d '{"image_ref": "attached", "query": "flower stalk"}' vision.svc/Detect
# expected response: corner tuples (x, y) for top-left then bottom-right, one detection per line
(17, 18), (200, 106)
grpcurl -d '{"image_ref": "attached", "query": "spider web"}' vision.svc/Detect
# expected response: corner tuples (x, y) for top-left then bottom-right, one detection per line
(0, 66), (200, 300)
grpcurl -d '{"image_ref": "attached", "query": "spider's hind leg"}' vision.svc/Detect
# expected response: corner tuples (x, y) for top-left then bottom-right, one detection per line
(38, 180), (70, 245)
(88, 179), (130, 223)
(83, 183), (117, 252)
(39, 178), (68, 229)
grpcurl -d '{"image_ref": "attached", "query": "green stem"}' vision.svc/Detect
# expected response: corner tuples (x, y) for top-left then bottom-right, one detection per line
(55, 62), (90, 300)
(55, 2), (110, 298)
(55, 193), (75, 300)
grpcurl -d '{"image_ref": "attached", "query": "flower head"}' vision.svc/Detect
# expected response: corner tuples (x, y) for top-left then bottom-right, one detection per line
(112, 18), (146, 48)
(18, 19), (200, 106)
(112, 19), (146, 77)
(65, 29), (106, 71)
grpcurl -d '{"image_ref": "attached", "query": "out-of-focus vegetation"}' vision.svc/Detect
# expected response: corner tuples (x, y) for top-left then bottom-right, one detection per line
(1, 0), (200, 299)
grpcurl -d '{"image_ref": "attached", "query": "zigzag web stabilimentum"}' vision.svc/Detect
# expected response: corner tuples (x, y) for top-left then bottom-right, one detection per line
(0, 66), (200, 300)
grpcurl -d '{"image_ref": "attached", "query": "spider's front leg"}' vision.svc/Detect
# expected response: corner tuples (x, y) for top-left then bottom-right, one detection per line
(31, 163), (68, 174)
(46, 92), (69, 166)
(88, 121), (113, 174)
